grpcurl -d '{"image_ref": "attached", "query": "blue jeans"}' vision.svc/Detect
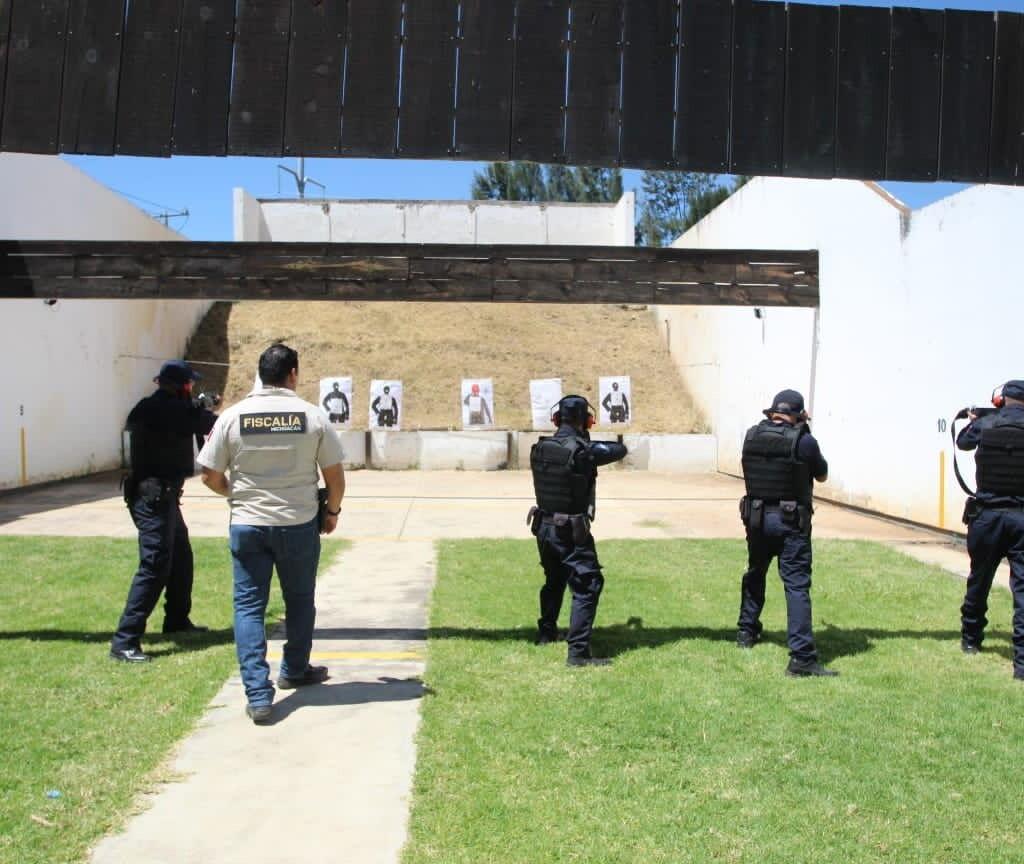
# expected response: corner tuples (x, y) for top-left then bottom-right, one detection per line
(229, 518), (321, 706)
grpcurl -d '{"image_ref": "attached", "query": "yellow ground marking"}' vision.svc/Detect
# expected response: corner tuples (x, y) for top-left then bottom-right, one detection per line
(267, 650), (423, 661)
(20, 427), (27, 486)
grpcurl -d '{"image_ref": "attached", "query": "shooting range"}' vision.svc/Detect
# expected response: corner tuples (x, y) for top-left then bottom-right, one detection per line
(2, 0), (1024, 861)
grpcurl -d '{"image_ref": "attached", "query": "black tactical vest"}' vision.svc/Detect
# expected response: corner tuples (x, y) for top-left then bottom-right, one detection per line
(741, 420), (811, 504)
(128, 403), (195, 483)
(976, 415), (1024, 496)
(531, 434), (593, 515)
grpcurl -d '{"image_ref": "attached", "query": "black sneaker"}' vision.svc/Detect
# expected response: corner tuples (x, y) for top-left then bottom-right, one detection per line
(277, 665), (329, 689)
(1014, 669), (1024, 681)
(162, 620), (210, 634)
(566, 656), (612, 668)
(961, 640), (981, 655)
(535, 630), (559, 646)
(736, 630), (760, 649)
(245, 704), (273, 725)
(785, 659), (838, 678)
(109, 647), (150, 663)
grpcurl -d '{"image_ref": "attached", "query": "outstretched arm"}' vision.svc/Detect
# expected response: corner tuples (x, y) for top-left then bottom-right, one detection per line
(587, 440), (628, 467)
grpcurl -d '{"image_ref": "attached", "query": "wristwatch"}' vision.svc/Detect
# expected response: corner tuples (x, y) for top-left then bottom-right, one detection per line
(325, 505), (341, 516)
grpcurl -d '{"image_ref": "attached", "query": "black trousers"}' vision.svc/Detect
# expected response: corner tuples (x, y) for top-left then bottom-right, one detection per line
(609, 405), (626, 423)
(112, 490), (194, 650)
(962, 507), (1024, 672)
(377, 409), (396, 427)
(536, 523), (604, 659)
(737, 509), (817, 662)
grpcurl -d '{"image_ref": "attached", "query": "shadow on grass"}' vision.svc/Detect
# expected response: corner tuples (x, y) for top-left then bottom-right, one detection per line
(0, 628), (237, 654)
(423, 620), (1018, 663)
(270, 676), (426, 724)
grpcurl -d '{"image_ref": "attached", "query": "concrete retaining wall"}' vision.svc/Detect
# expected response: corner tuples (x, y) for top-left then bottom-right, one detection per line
(345, 431), (717, 472)
(0, 154), (209, 490)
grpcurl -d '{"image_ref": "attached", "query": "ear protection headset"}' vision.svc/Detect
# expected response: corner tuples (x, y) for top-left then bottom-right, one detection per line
(550, 395), (596, 429)
(992, 385), (1005, 409)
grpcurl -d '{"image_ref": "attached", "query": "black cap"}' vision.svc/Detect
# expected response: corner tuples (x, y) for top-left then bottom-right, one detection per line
(763, 389), (805, 418)
(1003, 380), (1024, 401)
(155, 359), (201, 386)
(555, 395), (592, 424)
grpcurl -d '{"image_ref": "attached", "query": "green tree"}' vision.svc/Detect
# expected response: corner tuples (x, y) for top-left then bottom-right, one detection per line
(471, 162), (547, 201)
(470, 162), (623, 204)
(577, 167), (623, 203)
(637, 173), (752, 246)
(544, 165), (584, 202)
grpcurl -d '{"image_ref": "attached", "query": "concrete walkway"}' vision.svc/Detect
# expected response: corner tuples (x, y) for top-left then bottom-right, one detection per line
(91, 539), (435, 864)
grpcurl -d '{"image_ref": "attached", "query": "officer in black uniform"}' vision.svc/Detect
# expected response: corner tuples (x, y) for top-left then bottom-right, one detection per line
(956, 379), (1024, 680)
(528, 395), (628, 666)
(110, 360), (218, 662)
(737, 389), (835, 677)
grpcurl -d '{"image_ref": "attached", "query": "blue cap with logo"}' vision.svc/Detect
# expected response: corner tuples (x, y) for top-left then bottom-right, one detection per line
(155, 359), (201, 386)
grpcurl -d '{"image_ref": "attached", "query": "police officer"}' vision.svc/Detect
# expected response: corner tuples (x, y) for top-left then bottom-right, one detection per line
(956, 379), (1024, 680)
(110, 360), (218, 662)
(529, 395), (627, 666)
(737, 389), (835, 677)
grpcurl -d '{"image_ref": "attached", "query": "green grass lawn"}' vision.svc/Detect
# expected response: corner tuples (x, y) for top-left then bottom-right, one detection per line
(0, 535), (344, 864)
(405, 539), (1024, 864)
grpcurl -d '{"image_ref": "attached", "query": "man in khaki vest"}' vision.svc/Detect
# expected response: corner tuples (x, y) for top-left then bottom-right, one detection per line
(198, 343), (345, 724)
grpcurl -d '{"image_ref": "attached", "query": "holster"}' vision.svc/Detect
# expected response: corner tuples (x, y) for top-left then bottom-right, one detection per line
(962, 496), (981, 525)
(740, 496), (764, 531)
(120, 473), (136, 505)
(569, 514), (591, 546)
(134, 477), (168, 507)
(317, 487), (329, 531)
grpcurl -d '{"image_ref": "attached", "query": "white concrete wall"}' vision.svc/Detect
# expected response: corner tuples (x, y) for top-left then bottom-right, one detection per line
(660, 178), (1024, 530)
(0, 154), (210, 489)
(245, 194), (635, 246)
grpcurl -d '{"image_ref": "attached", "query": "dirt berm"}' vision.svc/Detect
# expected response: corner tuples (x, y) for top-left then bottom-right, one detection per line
(187, 301), (702, 433)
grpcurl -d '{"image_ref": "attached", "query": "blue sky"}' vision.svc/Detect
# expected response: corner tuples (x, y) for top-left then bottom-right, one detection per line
(64, 0), (1024, 241)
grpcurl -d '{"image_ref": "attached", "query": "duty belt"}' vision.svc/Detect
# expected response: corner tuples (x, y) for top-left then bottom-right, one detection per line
(527, 506), (591, 544)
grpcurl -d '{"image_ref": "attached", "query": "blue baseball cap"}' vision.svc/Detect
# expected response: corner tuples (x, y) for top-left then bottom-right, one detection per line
(155, 360), (201, 386)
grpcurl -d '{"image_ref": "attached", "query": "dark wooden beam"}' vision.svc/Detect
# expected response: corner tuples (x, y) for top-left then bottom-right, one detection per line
(0, 241), (819, 306)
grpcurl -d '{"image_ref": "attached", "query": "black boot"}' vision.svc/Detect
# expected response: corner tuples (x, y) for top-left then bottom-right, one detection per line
(535, 626), (559, 645)
(785, 658), (838, 677)
(736, 630), (760, 649)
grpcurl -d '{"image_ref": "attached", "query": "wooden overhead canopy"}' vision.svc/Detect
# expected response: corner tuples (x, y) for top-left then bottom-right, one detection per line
(0, 0), (1020, 183)
(0, 241), (819, 306)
